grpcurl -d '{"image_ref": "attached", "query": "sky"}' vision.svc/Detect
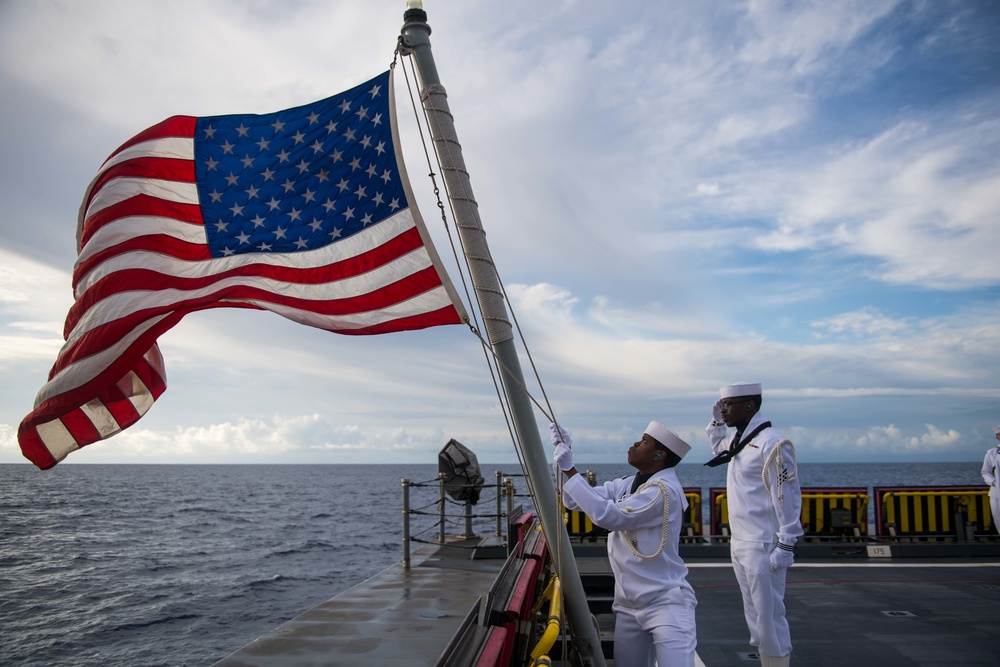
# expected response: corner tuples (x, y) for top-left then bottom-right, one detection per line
(1, 0), (999, 468)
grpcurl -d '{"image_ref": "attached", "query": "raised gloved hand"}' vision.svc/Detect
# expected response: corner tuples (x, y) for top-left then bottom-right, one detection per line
(553, 442), (574, 472)
(712, 399), (724, 423)
(550, 422), (572, 447)
(769, 544), (795, 571)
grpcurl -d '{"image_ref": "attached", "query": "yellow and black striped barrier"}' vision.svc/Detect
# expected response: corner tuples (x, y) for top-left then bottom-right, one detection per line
(711, 487), (870, 539)
(875, 486), (993, 538)
(561, 486), (704, 539)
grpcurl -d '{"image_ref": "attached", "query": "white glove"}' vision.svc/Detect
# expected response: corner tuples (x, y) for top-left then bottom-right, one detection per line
(712, 399), (724, 422)
(553, 442), (574, 472)
(769, 544), (795, 571)
(550, 422), (572, 447)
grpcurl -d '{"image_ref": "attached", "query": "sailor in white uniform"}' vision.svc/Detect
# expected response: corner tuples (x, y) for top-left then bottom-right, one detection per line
(552, 421), (697, 667)
(981, 426), (1000, 535)
(704, 382), (801, 667)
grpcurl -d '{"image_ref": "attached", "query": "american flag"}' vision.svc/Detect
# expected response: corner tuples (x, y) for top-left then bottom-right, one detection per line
(18, 70), (467, 470)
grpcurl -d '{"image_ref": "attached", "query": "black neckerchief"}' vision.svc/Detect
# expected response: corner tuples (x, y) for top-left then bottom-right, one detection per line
(629, 471), (654, 494)
(704, 421), (772, 467)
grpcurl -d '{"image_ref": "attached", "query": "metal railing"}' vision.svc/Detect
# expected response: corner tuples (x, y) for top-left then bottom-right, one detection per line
(401, 471), (533, 568)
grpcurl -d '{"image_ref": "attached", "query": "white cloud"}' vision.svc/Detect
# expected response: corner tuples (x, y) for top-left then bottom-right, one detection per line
(854, 423), (964, 454)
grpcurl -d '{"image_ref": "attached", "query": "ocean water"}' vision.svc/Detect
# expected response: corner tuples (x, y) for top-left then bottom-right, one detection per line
(0, 462), (985, 666)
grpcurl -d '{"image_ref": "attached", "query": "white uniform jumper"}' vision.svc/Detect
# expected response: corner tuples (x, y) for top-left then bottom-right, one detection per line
(707, 413), (802, 658)
(562, 469), (697, 667)
(981, 445), (1000, 535)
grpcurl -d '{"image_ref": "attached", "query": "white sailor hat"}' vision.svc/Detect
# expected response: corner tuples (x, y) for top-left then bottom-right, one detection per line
(645, 421), (691, 459)
(994, 425), (1000, 435)
(719, 381), (762, 398)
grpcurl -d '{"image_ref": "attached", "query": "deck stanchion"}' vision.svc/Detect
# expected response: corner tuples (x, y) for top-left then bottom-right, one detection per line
(464, 498), (474, 538)
(496, 471), (503, 536)
(402, 478), (411, 569)
(439, 472), (447, 543)
(505, 479), (514, 541)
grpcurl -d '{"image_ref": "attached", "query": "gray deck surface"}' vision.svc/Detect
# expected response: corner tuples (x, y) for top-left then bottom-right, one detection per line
(685, 558), (1000, 666)
(216, 538), (1000, 666)
(213, 538), (506, 666)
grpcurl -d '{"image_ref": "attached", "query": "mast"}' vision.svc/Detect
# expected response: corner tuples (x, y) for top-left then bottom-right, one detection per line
(399, 3), (606, 666)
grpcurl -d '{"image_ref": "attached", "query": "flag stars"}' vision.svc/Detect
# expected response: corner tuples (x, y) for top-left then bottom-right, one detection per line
(198, 73), (403, 258)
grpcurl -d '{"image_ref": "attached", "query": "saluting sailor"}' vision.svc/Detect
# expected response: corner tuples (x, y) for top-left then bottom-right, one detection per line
(704, 382), (802, 667)
(981, 426), (1000, 535)
(551, 421), (698, 667)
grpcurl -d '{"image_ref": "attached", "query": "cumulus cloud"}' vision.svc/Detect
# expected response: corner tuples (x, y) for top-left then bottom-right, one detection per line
(855, 423), (963, 454)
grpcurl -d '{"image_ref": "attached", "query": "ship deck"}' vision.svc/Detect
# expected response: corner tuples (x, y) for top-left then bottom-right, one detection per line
(215, 536), (1000, 666)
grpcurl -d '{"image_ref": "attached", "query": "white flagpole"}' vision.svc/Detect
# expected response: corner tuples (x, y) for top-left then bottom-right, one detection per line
(399, 3), (606, 666)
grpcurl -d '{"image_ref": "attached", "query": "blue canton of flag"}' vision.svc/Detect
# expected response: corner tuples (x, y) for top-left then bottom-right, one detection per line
(197, 70), (404, 257)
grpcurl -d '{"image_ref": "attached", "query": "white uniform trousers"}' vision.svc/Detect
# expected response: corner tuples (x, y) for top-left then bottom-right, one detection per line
(991, 496), (1000, 535)
(612, 584), (697, 667)
(730, 538), (791, 658)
